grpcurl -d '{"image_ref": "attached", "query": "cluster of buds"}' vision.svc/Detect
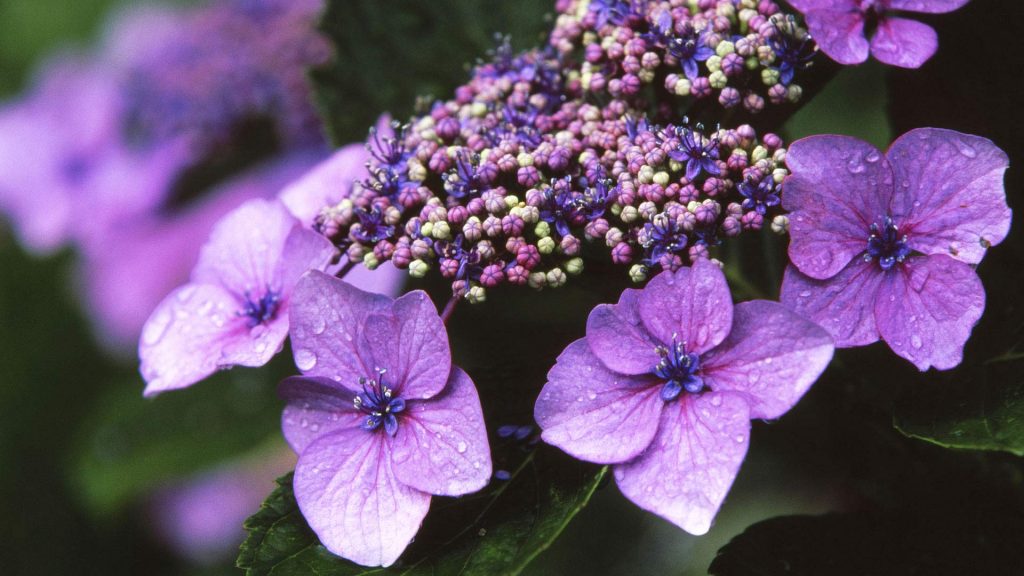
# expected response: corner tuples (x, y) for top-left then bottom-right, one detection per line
(551, 0), (817, 114)
(313, 0), (802, 301)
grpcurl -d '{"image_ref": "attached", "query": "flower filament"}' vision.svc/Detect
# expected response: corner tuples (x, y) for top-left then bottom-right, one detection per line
(653, 336), (705, 401)
(354, 368), (406, 436)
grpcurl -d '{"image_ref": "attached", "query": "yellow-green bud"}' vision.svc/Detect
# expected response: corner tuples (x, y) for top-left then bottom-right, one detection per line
(761, 68), (780, 86)
(546, 268), (567, 287)
(620, 205), (639, 224)
(534, 221), (551, 238)
(629, 264), (648, 283)
(431, 220), (451, 240)
(466, 286), (486, 304)
(771, 215), (790, 234)
(517, 152), (533, 167)
(504, 195), (519, 209)
(709, 70), (728, 89)
(706, 55), (722, 72)
(638, 165), (655, 184)
(537, 236), (556, 255)
(653, 171), (670, 186)
(409, 259), (430, 278)
(362, 253), (379, 270)
(470, 102), (487, 117)
(673, 78), (692, 96)
(528, 271), (547, 289)
(751, 145), (768, 163)
(419, 221), (434, 238)
(716, 41), (736, 57)
(566, 257), (584, 275)
(772, 168), (788, 184)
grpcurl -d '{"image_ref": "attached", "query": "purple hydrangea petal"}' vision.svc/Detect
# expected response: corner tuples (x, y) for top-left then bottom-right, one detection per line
(780, 260), (884, 348)
(293, 428), (431, 567)
(887, 0), (971, 14)
(702, 301), (834, 420)
(279, 376), (364, 454)
(638, 259), (734, 355)
(289, 270), (392, 390)
(140, 283), (249, 396)
(613, 391), (750, 535)
(874, 255), (985, 371)
(192, 199), (296, 296)
(276, 226), (339, 295)
(783, 135), (896, 279)
(786, 0), (857, 10)
(279, 142), (370, 226)
(390, 367), (492, 496)
(886, 128), (1010, 264)
(869, 17), (938, 69)
(586, 288), (662, 375)
(535, 339), (664, 464)
(358, 291), (451, 400)
(803, 9), (870, 66)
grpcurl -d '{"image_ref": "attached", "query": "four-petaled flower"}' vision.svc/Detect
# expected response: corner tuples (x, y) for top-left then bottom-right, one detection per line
(139, 199), (337, 395)
(789, 0), (970, 68)
(668, 126), (721, 182)
(779, 129), (1010, 370)
(535, 259), (834, 534)
(280, 271), (492, 567)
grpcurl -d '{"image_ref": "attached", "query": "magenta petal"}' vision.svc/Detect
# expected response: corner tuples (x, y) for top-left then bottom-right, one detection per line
(703, 301), (834, 419)
(870, 17), (938, 69)
(279, 376), (364, 454)
(390, 367), (491, 496)
(803, 9), (870, 66)
(787, 0), (857, 10)
(140, 284), (247, 396)
(886, 128), (1010, 264)
(638, 260), (734, 355)
(780, 260), (884, 348)
(874, 255), (985, 371)
(586, 289), (661, 375)
(359, 291), (451, 400)
(786, 208), (867, 281)
(278, 142), (370, 226)
(614, 392), (750, 535)
(288, 271), (392, 389)
(193, 199), (296, 295)
(536, 339), (664, 464)
(293, 429), (430, 567)
(887, 0), (970, 14)
(276, 226), (338, 292)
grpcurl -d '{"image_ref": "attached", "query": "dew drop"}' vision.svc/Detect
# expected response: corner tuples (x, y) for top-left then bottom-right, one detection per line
(295, 348), (318, 371)
(846, 159), (866, 174)
(300, 418), (309, 429)
(709, 395), (723, 407)
(734, 434), (745, 443)
(142, 309), (173, 345)
(955, 139), (977, 158)
(799, 290), (811, 298)
(457, 441), (468, 454)
(864, 151), (881, 163)
(176, 285), (197, 302)
(910, 335), (922, 349)
(311, 315), (326, 335)
(587, 391), (597, 400)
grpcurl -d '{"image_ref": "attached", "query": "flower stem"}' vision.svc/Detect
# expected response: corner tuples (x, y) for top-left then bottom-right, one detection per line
(440, 294), (460, 325)
(335, 259), (356, 279)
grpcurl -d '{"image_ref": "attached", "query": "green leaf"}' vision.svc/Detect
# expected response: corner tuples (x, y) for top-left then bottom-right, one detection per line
(708, 511), (1024, 575)
(893, 355), (1024, 457)
(237, 450), (607, 576)
(311, 0), (551, 144)
(71, 362), (288, 514)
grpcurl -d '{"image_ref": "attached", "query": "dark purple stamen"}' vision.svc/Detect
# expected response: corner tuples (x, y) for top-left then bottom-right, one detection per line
(738, 174), (781, 215)
(652, 336), (704, 401)
(667, 125), (721, 182)
(351, 206), (395, 244)
(642, 214), (688, 267)
(866, 216), (910, 270)
(239, 287), (281, 327)
(354, 368), (406, 436)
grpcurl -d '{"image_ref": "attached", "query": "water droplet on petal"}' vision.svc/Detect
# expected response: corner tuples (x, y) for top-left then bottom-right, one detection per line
(176, 285), (197, 302)
(295, 348), (318, 371)
(587, 391), (597, 400)
(709, 395), (723, 407)
(311, 316), (326, 335)
(956, 139), (977, 158)
(847, 158), (866, 174)
(457, 441), (467, 454)
(142, 309), (173, 345)
(910, 335), (922, 349)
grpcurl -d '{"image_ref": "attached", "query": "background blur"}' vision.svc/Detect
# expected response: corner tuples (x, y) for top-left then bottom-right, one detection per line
(1, 1), (1021, 575)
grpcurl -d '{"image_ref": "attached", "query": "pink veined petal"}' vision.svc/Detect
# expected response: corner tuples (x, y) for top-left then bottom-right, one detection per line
(874, 255), (985, 371)
(536, 339), (664, 465)
(139, 283), (249, 396)
(702, 301), (834, 420)
(787, 0), (857, 11)
(780, 260), (884, 348)
(638, 259), (734, 355)
(614, 391), (750, 535)
(886, 128), (1010, 264)
(586, 288), (662, 375)
(887, 0), (970, 14)
(358, 291), (451, 400)
(785, 205), (867, 281)
(803, 9), (870, 66)
(278, 142), (370, 226)
(193, 199), (297, 298)
(288, 270), (392, 391)
(293, 429), (431, 568)
(870, 16), (938, 69)
(275, 225), (338, 292)
(279, 376), (364, 454)
(390, 367), (492, 496)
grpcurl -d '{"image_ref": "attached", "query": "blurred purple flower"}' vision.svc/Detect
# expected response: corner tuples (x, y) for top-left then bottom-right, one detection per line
(150, 449), (294, 565)
(280, 271), (491, 566)
(535, 259), (834, 534)
(779, 129), (1009, 370)
(139, 199), (336, 396)
(788, 0), (970, 68)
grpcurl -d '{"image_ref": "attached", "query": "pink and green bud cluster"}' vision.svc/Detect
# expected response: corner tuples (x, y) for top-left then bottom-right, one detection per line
(310, 1), (794, 301)
(550, 0), (817, 114)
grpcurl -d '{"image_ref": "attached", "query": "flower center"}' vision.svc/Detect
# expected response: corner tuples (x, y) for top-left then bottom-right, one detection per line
(239, 287), (281, 327)
(865, 216), (910, 270)
(652, 336), (704, 402)
(354, 368), (406, 436)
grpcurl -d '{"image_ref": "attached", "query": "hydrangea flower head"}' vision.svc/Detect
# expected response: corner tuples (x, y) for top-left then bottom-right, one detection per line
(535, 259), (834, 534)
(779, 128), (1010, 370)
(139, 199), (336, 395)
(788, 0), (970, 68)
(280, 271), (491, 566)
